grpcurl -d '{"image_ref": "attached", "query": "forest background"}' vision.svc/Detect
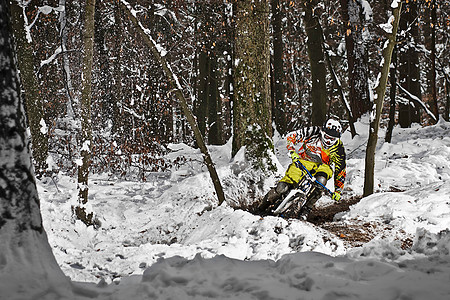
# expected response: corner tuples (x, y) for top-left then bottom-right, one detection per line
(7, 0), (450, 224)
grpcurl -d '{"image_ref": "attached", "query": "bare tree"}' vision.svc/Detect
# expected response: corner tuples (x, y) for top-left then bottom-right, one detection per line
(340, 0), (371, 121)
(364, 2), (402, 197)
(75, 0), (96, 225)
(398, 0), (421, 127)
(119, 0), (226, 205)
(385, 45), (398, 143)
(426, 0), (439, 121)
(321, 26), (357, 137)
(303, 0), (328, 126)
(271, 0), (287, 134)
(232, 0), (274, 171)
(0, 1), (71, 296)
(9, 0), (49, 177)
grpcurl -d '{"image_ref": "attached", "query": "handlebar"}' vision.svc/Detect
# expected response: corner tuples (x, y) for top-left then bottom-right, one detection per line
(294, 160), (333, 197)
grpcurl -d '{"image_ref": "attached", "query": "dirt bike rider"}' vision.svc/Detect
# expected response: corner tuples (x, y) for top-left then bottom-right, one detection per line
(259, 118), (346, 219)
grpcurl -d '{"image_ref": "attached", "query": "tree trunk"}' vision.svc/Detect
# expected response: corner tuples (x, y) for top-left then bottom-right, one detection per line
(340, 0), (371, 121)
(445, 77), (450, 121)
(196, 50), (209, 138)
(385, 46), (398, 143)
(9, 1), (49, 177)
(76, 0), (96, 225)
(223, 1), (234, 142)
(59, 0), (76, 119)
(94, 0), (113, 122)
(321, 27), (357, 137)
(303, 0), (328, 126)
(272, 0), (287, 134)
(232, 0), (274, 171)
(0, 2), (71, 295)
(363, 2), (401, 197)
(398, 1), (421, 128)
(112, 0), (124, 134)
(207, 52), (222, 145)
(195, 47), (222, 145)
(430, 0), (438, 121)
(120, 0), (226, 205)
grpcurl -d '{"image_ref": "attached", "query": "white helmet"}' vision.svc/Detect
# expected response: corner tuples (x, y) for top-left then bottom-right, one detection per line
(321, 119), (342, 148)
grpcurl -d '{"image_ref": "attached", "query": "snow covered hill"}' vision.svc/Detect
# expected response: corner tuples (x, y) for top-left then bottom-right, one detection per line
(7, 119), (450, 299)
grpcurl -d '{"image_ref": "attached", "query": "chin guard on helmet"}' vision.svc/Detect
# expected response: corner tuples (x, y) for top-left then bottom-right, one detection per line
(321, 119), (342, 148)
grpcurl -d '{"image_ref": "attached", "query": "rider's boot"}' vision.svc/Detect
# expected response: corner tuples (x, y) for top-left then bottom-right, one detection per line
(258, 182), (290, 212)
(298, 206), (311, 221)
(298, 193), (319, 220)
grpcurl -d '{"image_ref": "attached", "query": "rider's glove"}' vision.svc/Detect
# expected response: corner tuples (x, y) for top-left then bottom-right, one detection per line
(290, 151), (300, 161)
(332, 191), (341, 202)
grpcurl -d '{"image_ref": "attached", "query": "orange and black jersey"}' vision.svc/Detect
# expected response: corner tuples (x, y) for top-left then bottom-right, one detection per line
(286, 126), (346, 193)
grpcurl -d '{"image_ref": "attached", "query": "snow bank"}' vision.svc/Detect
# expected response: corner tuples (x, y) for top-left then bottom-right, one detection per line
(80, 251), (450, 300)
(24, 119), (450, 299)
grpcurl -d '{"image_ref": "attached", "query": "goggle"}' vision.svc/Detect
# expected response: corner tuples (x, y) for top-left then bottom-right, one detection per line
(321, 131), (338, 146)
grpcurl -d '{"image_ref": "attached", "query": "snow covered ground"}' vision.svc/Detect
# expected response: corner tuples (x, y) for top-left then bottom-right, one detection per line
(6, 119), (450, 299)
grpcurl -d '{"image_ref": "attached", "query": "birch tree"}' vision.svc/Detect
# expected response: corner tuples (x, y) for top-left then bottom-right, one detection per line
(363, 1), (402, 197)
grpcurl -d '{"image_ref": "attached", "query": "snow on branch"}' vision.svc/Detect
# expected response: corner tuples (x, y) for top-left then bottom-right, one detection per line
(120, 0), (183, 91)
(117, 102), (145, 121)
(120, 1), (167, 56)
(358, 0), (373, 21)
(397, 83), (438, 122)
(119, 0), (226, 206)
(40, 46), (62, 67)
(21, 2), (65, 43)
(379, 16), (395, 34)
(391, 0), (401, 9)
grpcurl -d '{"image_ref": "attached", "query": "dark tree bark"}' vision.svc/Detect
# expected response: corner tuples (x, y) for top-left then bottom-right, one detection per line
(446, 77), (450, 121)
(196, 49), (222, 145)
(94, 0), (113, 122)
(112, 0), (124, 135)
(58, 0), (76, 119)
(232, 0), (274, 171)
(194, 3), (223, 146)
(9, 1), (49, 177)
(398, 1), (421, 128)
(321, 28), (357, 137)
(340, 0), (371, 121)
(196, 49), (209, 138)
(385, 46), (398, 143)
(429, 0), (438, 121)
(271, 0), (287, 134)
(303, 0), (328, 126)
(0, 1), (71, 295)
(222, 1), (234, 142)
(207, 52), (222, 145)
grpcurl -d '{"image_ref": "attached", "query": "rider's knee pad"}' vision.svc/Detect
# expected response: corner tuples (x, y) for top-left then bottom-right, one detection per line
(276, 182), (290, 194)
